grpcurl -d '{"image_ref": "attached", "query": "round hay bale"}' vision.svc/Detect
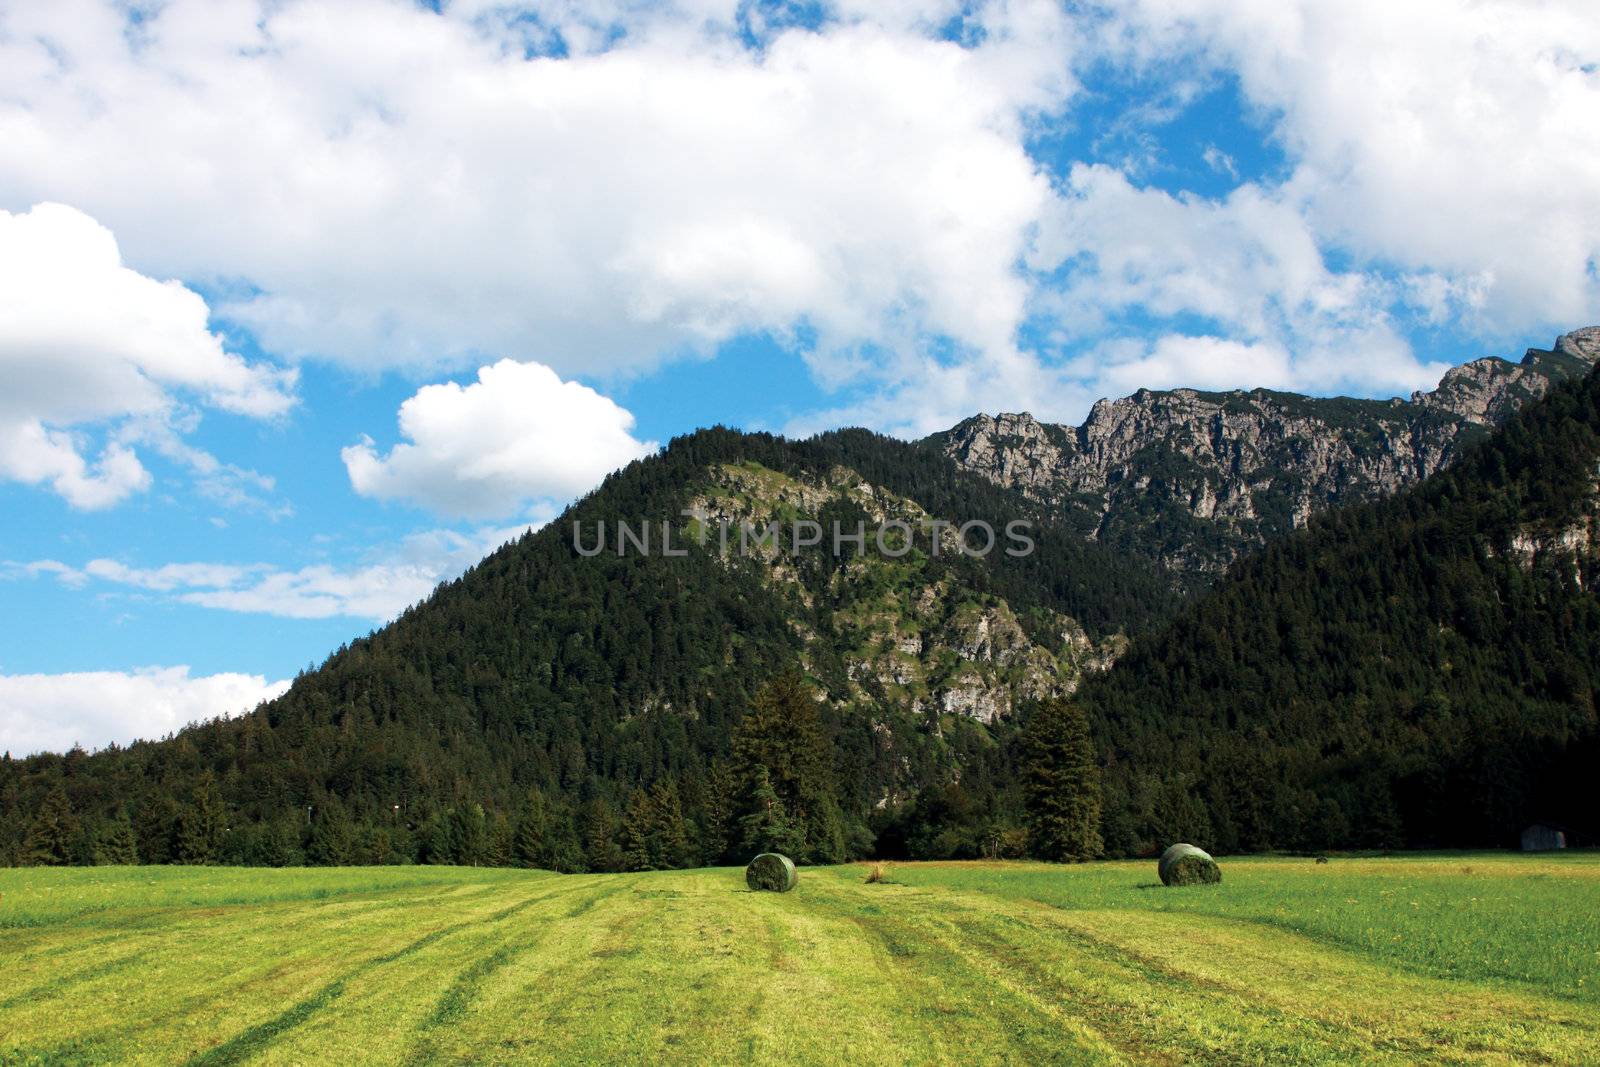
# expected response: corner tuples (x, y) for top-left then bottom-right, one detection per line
(1158, 843), (1221, 886)
(746, 853), (797, 893)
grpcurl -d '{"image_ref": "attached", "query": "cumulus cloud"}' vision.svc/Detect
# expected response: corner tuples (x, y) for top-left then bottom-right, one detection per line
(343, 360), (656, 518)
(0, 666), (291, 756)
(0, 0), (1074, 390)
(1035, 165), (1450, 398)
(9, 522), (537, 623)
(0, 0), (1592, 441)
(1105, 0), (1600, 336)
(0, 203), (295, 508)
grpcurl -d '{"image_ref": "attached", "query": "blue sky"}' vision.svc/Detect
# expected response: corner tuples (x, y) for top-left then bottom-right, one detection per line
(1, 0), (1597, 753)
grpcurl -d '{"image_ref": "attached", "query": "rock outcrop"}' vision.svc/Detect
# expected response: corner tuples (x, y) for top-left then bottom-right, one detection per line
(930, 330), (1599, 588)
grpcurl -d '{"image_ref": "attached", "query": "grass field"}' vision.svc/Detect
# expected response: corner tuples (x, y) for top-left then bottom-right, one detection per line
(1, 854), (1597, 1065)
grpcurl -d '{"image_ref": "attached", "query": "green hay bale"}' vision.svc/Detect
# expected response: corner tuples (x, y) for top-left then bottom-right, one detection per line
(746, 853), (797, 893)
(1158, 843), (1221, 887)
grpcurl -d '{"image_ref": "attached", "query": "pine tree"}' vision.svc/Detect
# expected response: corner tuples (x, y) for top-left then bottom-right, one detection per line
(581, 795), (623, 873)
(733, 672), (830, 817)
(645, 779), (691, 870)
(24, 785), (79, 866)
(485, 813), (513, 868)
(175, 773), (227, 865)
(307, 797), (357, 865)
(620, 789), (655, 871)
(96, 811), (140, 865)
(512, 789), (549, 868)
(699, 760), (735, 865)
(737, 767), (805, 858)
(454, 804), (489, 866)
(1020, 698), (1103, 862)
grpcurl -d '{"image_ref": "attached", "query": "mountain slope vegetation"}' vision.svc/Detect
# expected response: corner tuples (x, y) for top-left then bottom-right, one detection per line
(0, 427), (1172, 868)
(931, 328), (1599, 589)
(1083, 362), (1600, 855)
(4, 343), (1596, 868)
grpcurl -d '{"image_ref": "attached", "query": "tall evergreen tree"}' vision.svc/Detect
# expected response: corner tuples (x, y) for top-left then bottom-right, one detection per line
(1020, 698), (1103, 862)
(512, 789), (550, 869)
(96, 811), (140, 865)
(175, 773), (227, 865)
(581, 795), (623, 873)
(620, 789), (656, 871)
(737, 767), (805, 858)
(24, 785), (78, 866)
(307, 797), (356, 865)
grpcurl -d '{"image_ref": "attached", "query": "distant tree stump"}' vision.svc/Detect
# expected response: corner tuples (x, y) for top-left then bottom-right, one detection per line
(746, 853), (797, 892)
(1158, 843), (1221, 886)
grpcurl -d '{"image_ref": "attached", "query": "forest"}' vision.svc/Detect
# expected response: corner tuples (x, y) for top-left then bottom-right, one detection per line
(2, 366), (1596, 867)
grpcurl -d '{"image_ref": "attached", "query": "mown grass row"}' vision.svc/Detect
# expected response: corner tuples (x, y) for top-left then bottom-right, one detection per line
(1, 855), (1596, 1065)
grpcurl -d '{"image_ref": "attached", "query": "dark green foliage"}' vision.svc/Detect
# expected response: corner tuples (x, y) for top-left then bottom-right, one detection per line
(745, 852), (797, 892)
(1019, 698), (1103, 862)
(7, 421), (1152, 868)
(6, 365), (1593, 868)
(24, 785), (78, 866)
(1158, 843), (1220, 886)
(96, 811), (140, 865)
(1086, 365), (1600, 854)
(175, 773), (226, 865)
(307, 797), (359, 866)
(736, 767), (806, 859)
(730, 672), (839, 862)
(620, 780), (691, 871)
(580, 795), (624, 873)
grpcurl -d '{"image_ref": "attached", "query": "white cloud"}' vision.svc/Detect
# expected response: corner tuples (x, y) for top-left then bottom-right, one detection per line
(1105, 0), (1600, 336)
(0, 0), (1591, 446)
(1084, 335), (1293, 397)
(0, 0), (1074, 390)
(0, 666), (291, 756)
(1035, 164), (1450, 399)
(0, 203), (295, 508)
(8, 522), (538, 623)
(343, 360), (656, 518)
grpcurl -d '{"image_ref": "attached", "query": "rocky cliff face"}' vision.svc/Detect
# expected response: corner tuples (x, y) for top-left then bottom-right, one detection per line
(930, 329), (1600, 588)
(683, 461), (1119, 749)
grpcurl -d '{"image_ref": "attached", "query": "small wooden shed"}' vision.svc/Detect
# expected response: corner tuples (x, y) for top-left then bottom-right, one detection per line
(1520, 823), (1567, 851)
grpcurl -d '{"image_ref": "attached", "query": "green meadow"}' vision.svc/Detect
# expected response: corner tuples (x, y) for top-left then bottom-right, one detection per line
(2, 854), (1597, 1065)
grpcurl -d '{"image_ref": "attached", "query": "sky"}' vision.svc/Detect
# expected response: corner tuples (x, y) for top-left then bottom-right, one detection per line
(1, 0), (1598, 755)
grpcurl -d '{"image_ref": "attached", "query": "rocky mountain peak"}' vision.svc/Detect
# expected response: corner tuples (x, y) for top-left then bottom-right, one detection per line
(1555, 326), (1600, 363)
(928, 330), (1600, 590)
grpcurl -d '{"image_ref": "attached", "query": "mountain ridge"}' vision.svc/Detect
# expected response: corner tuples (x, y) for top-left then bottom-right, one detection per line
(930, 328), (1600, 587)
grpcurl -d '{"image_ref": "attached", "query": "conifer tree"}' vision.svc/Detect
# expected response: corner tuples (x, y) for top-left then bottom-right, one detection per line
(737, 767), (805, 858)
(620, 789), (655, 871)
(1020, 698), (1103, 862)
(97, 811), (140, 865)
(645, 779), (691, 870)
(307, 797), (356, 865)
(581, 795), (623, 873)
(24, 785), (78, 866)
(175, 773), (227, 865)
(513, 789), (549, 868)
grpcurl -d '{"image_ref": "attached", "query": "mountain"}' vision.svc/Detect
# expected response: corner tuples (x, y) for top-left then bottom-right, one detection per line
(930, 328), (1600, 589)
(0, 426), (1173, 869)
(1080, 357), (1600, 855)
(4, 331), (1595, 869)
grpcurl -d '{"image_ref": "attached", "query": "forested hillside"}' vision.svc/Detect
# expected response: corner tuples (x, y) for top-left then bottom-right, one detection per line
(1083, 363), (1600, 855)
(4, 357), (1595, 869)
(0, 426), (1172, 869)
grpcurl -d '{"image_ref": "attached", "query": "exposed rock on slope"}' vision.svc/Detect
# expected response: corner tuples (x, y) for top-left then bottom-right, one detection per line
(686, 461), (1117, 734)
(930, 329), (1600, 587)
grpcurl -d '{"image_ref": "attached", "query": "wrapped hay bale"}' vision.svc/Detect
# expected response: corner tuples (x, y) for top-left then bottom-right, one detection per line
(1158, 843), (1221, 886)
(746, 853), (797, 892)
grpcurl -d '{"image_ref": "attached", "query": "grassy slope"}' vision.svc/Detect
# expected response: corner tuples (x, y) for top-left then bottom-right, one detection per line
(0, 856), (1596, 1066)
